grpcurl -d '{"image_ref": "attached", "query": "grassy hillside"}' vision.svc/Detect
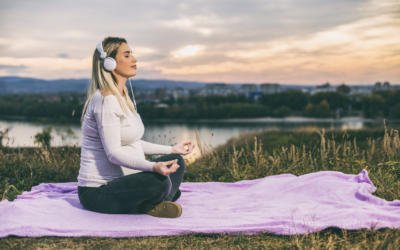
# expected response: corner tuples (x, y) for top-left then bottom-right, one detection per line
(1, 126), (400, 249)
(213, 127), (388, 156)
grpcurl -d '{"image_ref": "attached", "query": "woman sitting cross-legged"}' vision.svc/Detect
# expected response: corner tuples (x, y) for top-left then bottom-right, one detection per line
(77, 36), (195, 218)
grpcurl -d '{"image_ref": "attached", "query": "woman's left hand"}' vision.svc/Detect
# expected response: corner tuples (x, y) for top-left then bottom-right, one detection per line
(171, 141), (196, 155)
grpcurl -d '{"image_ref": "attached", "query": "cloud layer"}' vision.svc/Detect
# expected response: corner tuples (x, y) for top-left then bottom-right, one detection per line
(0, 0), (399, 85)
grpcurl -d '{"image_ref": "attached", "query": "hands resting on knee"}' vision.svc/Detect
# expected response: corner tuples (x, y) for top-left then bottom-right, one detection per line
(152, 159), (180, 176)
(153, 141), (194, 176)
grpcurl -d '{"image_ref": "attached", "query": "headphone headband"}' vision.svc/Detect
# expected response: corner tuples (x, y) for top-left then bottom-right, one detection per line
(96, 41), (108, 59)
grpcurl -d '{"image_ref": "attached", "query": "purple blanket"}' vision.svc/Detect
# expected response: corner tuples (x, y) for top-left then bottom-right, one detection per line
(1, 169), (400, 238)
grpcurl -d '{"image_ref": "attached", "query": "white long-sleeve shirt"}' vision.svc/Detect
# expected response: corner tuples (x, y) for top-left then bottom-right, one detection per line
(77, 89), (172, 187)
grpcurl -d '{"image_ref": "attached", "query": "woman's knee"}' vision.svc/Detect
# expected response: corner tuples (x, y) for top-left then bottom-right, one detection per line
(152, 173), (172, 194)
(172, 154), (186, 169)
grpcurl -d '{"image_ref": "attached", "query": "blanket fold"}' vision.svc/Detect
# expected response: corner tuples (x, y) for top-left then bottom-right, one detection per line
(1, 169), (399, 238)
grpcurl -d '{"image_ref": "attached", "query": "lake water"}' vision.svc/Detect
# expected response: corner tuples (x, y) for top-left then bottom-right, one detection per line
(0, 117), (398, 163)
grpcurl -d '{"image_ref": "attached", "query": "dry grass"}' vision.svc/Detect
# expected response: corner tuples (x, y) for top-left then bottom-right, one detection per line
(1, 229), (399, 250)
(1, 123), (400, 249)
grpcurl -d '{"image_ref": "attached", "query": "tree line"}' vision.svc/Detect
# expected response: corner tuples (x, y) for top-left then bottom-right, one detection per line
(0, 90), (400, 121)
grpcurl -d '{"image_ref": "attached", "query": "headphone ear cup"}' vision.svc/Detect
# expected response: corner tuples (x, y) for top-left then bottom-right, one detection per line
(103, 57), (117, 71)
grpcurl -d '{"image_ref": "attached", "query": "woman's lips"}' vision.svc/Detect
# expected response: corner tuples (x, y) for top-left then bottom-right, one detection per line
(132, 65), (137, 69)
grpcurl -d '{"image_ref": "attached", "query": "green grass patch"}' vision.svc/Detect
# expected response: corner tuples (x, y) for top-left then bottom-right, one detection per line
(1, 126), (400, 249)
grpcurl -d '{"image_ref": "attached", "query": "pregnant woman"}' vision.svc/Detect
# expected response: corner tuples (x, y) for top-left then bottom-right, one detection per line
(77, 36), (195, 218)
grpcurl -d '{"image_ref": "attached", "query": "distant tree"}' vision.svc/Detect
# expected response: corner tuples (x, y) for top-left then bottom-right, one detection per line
(348, 94), (363, 111)
(389, 103), (400, 119)
(258, 91), (309, 111)
(316, 82), (331, 89)
(361, 94), (383, 118)
(273, 106), (291, 117)
(310, 92), (348, 110)
(164, 96), (175, 106)
(0, 125), (12, 148)
(374, 90), (400, 117)
(34, 126), (53, 148)
(305, 103), (317, 117)
(317, 100), (331, 117)
(336, 84), (351, 94)
(177, 97), (185, 106)
(305, 100), (331, 117)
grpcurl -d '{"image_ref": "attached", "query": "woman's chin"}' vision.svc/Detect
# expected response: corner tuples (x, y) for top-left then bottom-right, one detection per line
(126, 73), (137, 78)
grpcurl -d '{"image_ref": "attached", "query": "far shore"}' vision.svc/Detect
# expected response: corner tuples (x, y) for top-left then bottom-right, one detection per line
(1, 114), (398, 124)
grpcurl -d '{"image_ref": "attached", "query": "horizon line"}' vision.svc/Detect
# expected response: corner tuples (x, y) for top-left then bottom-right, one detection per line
(0, 75), (398, 86)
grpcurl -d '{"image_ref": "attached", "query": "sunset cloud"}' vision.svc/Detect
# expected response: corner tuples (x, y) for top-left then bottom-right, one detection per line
(171, 45), (205, 58)
(0, 56), (92, 78)
(0, 0), (398, 84)
(157, 9), (399, 83)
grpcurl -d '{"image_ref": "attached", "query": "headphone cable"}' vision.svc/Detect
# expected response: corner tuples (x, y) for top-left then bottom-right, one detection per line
(128, 78), (137, 113)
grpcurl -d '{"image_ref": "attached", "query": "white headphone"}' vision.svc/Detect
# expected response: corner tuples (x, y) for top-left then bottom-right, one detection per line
(96, 41), (117, 71)
(96, 40), (137, 113)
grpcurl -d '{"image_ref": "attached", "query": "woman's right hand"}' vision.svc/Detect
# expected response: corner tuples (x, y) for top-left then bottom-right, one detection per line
(152, 159), (180, 176)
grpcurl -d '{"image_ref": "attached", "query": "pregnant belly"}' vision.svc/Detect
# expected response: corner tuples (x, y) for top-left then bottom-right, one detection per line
(120, 141), (147, 175)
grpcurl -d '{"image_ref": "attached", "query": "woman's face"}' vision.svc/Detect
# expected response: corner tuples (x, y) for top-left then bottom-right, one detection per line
(112, 42), (137, 78)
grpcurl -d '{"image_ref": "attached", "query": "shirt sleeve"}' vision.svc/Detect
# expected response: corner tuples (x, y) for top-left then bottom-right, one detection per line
(139, 139), (173, 155)
(94, 96), (154, 172)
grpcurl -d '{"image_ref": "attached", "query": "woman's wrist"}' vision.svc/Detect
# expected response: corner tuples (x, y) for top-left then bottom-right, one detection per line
(152, 162), (157, 172)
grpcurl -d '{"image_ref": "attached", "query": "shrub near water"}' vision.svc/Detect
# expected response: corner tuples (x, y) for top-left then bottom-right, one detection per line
(1, 127), (400, 249)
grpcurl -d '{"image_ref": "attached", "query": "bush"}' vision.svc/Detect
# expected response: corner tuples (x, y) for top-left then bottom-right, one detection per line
(389, 103), (400, 119)
(34, 126), (53, 148)
(305, 100), (331, 118)
(273, 106), (291, 117)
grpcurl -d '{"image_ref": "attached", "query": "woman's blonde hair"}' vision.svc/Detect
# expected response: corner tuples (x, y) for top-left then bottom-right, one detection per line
(80, 36), (138, 127)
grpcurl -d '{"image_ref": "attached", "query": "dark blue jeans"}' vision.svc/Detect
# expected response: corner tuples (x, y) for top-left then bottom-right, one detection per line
(78, 154), (186, 214)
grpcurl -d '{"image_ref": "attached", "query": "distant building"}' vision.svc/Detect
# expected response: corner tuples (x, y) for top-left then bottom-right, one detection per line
(373, 81), (392, 92)
(199, 83), (239, 96)
(301, 87), (313, 93)
(392, 85), (400, 90)
(260, 83), (281, 94)
(43, 96), (61, 102)
(134, 88), (168, 103)
(154, 88), (167, 97)
(136, 96), (161, 104)
(135, 89), (155, 97)
(373, 82), (382, 91)
(241, 84), (258, 98)
(167, 87), (190, 101)
(241, 84), (258, 93)
(350, 86), (373, 95)
(382, 81), (391, 90)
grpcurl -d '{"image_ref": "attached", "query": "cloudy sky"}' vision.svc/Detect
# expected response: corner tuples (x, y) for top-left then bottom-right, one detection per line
(0, 0), (399, 85)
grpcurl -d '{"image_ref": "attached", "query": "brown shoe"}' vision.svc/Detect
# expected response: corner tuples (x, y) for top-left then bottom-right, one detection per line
(138, 201), (182, 218)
